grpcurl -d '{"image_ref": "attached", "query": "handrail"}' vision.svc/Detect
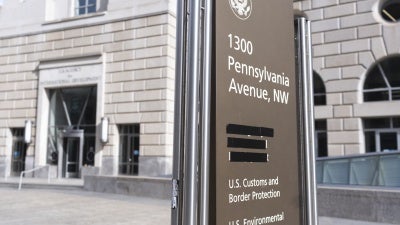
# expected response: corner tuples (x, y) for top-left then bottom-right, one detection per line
(18, 165), (50, 190)
(316, 151), (400, 187)
(317, 151), (400, 161)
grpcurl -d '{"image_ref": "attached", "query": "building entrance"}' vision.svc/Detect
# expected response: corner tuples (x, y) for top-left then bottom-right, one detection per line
(58, 129), (84, 178)
(47, 86), (97, 178)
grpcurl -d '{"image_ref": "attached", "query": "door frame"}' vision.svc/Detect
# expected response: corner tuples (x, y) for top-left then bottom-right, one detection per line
(57, 129), (84, 178)
(35, 56), (105, 169)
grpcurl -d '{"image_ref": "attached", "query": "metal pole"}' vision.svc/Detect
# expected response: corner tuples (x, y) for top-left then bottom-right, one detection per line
(183, 0), (202, 224)
(200, 0), (212, 224)
(299, 17), (318, 225)
(306, 19), (318, 225)
(171, 0), (188, 224)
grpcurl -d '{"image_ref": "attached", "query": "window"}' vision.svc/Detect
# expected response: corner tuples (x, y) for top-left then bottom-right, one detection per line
(75, 0), (97, 15)
(118, 124), (140, 175)
(45, 0), (107, 21)
(11, 128), (27, 176)
(363, 56), (400, 102)
(313, 72), (326, 105)
(364, 117), (400, 153)
(380, 0), (400, 23)
(315, 120), (328, 157)
(313, 73), (327, 157)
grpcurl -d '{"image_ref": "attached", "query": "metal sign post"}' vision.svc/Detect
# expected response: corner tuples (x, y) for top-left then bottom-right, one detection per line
(172, 0), (317, 225)
(170, 0), (187, 223)
(296, 17), (318, 225)
(171, 0), (205, 224)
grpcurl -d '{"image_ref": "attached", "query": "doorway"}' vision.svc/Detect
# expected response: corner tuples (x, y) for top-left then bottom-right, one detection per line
(58, 129), (84, 178)
(47, 86), (97, 178)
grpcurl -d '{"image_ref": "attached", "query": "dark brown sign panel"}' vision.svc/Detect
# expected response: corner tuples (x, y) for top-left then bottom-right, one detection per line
(212, 0), (304, 224)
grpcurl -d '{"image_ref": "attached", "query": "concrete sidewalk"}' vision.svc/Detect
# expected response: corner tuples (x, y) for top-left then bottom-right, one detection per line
(0, 188), (170, 225)
(0, 187), (394, 225)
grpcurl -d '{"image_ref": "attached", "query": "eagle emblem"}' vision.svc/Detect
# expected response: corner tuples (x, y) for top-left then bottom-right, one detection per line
(229, 0), (252, 20)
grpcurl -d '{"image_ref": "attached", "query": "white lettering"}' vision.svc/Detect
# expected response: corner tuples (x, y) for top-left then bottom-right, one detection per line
(228, 78), (269, 101)
(227, 55), (290, 87)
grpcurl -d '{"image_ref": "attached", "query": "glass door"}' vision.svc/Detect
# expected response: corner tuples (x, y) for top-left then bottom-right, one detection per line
(58, 130), (84, 178)
(47, 86), (97, 178)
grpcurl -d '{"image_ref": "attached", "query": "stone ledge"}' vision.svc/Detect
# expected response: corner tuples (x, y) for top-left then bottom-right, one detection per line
(318, 185), (400, 224)
(83, 175), (172, 199)
(42, 12), (107, 26)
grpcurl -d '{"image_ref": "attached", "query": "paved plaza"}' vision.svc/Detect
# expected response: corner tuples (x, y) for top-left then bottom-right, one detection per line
(0, 188), (171, 225)
(0, 187), (394, 225)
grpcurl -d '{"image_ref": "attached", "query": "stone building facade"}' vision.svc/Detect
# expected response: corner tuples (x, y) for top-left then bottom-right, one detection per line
(294, 0), (400, 157)
(0, 0), (176, 179)
(0, 0), (399, 181)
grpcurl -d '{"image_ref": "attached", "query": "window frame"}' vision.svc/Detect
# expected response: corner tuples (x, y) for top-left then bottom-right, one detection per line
(363, 56), (400, 102)
(11, 128), (28, 176)
(363, 117), (400, 153)
(118, 124), (140, 176)
(74, 0), (97, 16)
(315, 120), (328, 157)
(313, 72), (326, 106)
(380, 0), (400, 23)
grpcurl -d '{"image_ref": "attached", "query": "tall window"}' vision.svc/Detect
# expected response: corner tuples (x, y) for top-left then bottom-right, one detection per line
(364, 117), (400, 153)
(75, 0), (97, 15)
(11, 128), (27, 176)
(313, 72), (326, 105)
(313, 72), (327, 157)
(315, 120), (328, 157)
(363, 56), (400, 102)
(118, 124), (140, 175)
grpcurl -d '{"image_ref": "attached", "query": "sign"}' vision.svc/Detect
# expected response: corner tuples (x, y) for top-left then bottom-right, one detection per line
(39, 64), (102, 87)
(212, 0), (304, 224)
